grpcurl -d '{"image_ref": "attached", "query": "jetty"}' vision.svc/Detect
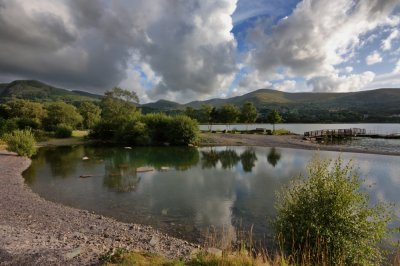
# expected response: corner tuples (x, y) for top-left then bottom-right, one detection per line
(304, 128), (400, 140)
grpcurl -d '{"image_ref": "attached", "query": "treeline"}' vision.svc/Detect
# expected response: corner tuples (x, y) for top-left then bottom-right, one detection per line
(0, 87), (199, 147)
(182, 104), (400, 124)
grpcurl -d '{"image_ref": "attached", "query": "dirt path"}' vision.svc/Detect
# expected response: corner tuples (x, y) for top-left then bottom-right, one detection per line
(0, 151), (194, 265)
(200, 133), (400, 156)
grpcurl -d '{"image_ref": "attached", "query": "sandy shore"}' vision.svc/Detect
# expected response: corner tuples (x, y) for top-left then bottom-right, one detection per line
(0, 151), (194, 265)
(200, 133), (400, 156)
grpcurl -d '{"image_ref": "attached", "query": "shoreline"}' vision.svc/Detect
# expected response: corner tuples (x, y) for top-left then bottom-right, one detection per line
(0, 151), (194, 265)
(199, 133), (400, 156)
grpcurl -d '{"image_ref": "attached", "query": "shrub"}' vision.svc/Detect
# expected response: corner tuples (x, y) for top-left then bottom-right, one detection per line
(141, 113), (172, 145)
(274, 156), (391, 265)
(3, 129), (37, 157)
(168, 115), (199, 145)
(54, 124), (73, 138)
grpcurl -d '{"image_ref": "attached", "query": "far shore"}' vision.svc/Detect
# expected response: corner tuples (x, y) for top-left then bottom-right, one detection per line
(199, 133), (400, 156)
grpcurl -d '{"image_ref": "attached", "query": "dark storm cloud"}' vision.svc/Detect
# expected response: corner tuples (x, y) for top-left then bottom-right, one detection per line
(0, 0), (238, 99)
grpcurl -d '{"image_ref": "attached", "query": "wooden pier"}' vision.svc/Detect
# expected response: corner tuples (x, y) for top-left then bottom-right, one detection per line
(304, 128), (366, 140)
(304, 128), (400, 140)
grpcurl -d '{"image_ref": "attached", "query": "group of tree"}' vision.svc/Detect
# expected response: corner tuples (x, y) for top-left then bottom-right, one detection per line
(185, 102), (283, 132)
(0, 99), (101, 139)
(89, 87), (199, 146)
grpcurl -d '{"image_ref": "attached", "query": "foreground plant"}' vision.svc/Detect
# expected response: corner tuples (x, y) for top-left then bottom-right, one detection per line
(274, 155), (392, 265)
(3, 129), (37, 157)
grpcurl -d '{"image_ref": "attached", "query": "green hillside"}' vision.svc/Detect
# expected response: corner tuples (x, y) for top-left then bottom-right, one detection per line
(0, 80), (100, 103)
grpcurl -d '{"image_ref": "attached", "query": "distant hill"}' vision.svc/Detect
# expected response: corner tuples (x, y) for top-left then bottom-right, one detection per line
(0, 80), (101, 103)
(141, 99), (183, 110)
(141, 87), (400, 122)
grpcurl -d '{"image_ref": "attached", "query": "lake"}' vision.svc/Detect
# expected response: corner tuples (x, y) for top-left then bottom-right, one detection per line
(23, 145), (400, 246)
(200, 123), (400, 135)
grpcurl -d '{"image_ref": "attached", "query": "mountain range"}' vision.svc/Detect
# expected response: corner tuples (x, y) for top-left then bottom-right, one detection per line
(1, 80), (400, 120)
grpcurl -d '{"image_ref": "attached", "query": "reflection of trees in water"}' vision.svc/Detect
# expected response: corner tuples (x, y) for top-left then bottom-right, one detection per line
(219, 150), (240, 169)
(103, 147), (200, 192)
(201, 148), (257, 172)
(267, 148), (281, 167)
(240, 149), (257, 172)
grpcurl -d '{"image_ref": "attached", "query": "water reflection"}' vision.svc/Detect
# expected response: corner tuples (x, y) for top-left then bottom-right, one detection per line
(267, 148), (281, 167)
(201, 148), (257, 172)
(23, 146), (400, 246)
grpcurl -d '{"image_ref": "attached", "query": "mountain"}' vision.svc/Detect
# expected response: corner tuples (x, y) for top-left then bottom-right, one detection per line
(0, 80), (101, 103)
(142, 99), (183, 110)
(141, 88), (400, 122)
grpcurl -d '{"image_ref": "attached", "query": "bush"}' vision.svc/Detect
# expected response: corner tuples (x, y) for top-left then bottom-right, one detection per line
(168, 115), (199, 145)
(3, 129), (37, 157)
(274, 156), (391, 265)
(54, 124), (73, 138)
(141, 113), (172, 145)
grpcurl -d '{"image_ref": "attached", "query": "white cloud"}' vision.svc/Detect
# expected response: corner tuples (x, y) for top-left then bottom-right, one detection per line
(366, 51), (383, 65)
(273, 80), (296, 92)
(382, 28), (399, 50)
(308, 72), (376, 92)
(245, 0), (399, 92)
(393, 60), (400, 74)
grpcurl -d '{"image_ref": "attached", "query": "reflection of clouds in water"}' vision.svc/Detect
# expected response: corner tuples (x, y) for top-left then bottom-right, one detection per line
(26, 145), (400, 243)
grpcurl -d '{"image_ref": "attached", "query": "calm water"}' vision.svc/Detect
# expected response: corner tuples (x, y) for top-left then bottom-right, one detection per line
(200, 123), (400, 135)
(23, 145), (400, 245)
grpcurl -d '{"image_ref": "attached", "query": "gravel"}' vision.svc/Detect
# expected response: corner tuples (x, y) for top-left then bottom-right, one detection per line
(0, 151), (194, 265)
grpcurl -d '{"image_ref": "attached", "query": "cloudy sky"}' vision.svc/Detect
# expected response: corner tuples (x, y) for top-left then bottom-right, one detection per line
(0, 0), (399, 103)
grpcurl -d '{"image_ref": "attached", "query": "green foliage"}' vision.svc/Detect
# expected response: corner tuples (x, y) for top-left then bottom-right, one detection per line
(142, 113), (199, 145)
(267, 110), (282, 132)
(101, 87), (140, 123)
(3, 129), (37, 157)
(168, 115), (199, 145)
(274, 156), (391, 265)
(54, 124), (73, 138)
(42, 102), (83, 130)
(240, 102), (258, 124)
(218, 104), (240, 128)
(78, 101), (101, 129)
(0, 99), (46, 122)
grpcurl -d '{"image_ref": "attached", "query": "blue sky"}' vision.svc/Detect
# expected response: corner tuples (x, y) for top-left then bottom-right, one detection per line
(0, 0), (399, 103)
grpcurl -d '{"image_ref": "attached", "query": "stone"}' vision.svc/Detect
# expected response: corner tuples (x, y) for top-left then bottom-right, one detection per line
(65, 247), (83, 259)
(149, 235), (159, 246)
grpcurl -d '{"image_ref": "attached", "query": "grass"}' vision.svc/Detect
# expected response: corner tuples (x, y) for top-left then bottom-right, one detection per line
(72, 130), (89, 138)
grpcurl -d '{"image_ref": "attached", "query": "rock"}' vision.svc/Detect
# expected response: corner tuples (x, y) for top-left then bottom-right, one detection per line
(136, 167), (154, 173)
(65, 247), (83, 259)
(190, 248), (201, 258)
(161, 208), (168, 215)
(82, 156), (89, 160)
(149, 235), (159, 246)
(206, 247), (222, 257)
(160, 166), (170, 171)
(124, 147), (132, 149)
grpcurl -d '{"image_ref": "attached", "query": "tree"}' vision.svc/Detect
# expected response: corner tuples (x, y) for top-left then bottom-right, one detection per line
(78, 101), (101, 129)
(240, 102), (258, 131)
(101, 87), (140, 123)
(42, 102), (83, 130)
(200, 104), (213, 131)
(184, 107), (198, 120)
(267, 109), (282, 133)
(274, 156), (391, 265)
(219, 104), (240, 131)
(0, 100), (46, 127)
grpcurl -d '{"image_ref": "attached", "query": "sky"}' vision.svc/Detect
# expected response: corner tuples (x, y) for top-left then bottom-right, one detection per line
(0, 0), (399, 103)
